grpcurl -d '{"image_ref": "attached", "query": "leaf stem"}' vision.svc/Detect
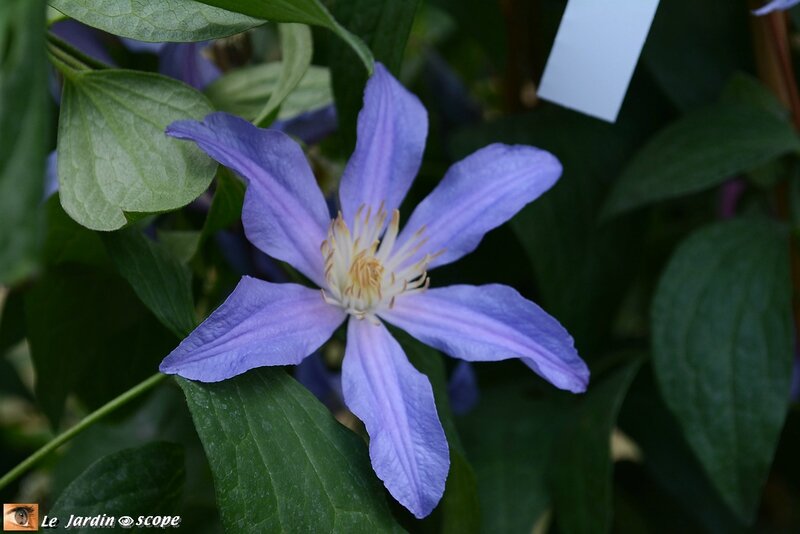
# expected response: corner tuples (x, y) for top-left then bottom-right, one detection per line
(46, 31), (110, 71)
(0, 372), (168, 492)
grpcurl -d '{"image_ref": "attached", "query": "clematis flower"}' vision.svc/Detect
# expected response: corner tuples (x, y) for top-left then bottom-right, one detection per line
(753, 0), (800, 15)
(160, 63), (589, 518)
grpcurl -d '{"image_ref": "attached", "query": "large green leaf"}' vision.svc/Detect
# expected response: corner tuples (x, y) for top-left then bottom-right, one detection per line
(192, 0), (373, 70)
(652, 219), (793, 522)
(202, 171), (245, 237)
(24, 265), (175, 427)
(549, 360), (641, 534)
(458, 381), (562, 533)
(51, 442), (185, 532)
(459, 360), (639, 534)
(102, 227), (197, 338)
(179, 368), (403, 532)
(205, 63), (333, 122)
(48, 0), (263, 42)
(254, 23), (313, 126)
(326, 0), (421, 149)
(57, 70), (218, 231)
(0, 0), (48, 284)
(619, 365), (746, 533)
(603, 98), (800, 218)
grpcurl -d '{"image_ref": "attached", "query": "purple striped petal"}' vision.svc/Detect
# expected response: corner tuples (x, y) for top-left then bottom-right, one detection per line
(159, 42), (221, 90)
(380, 284), (589, 393)
(342, 319), (449, 519)
(160, 277), (345, 381)
(753, 0), (800, 15)
(338, 63), (427, 226)
(396, 144), (561, 270)
(167, 112), (331, 286)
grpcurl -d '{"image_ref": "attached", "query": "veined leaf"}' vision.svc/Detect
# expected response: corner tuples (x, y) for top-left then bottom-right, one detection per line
(102, 227), (196, 338)
(57, 70), (217, 231)
(48, 0), (263, 42)
(179, 368), (403, 532)
(603, 98), (800, 218)
(652, 219), (793, 522)
(51, 442), (185, 532)
(205, 63), (333, 122)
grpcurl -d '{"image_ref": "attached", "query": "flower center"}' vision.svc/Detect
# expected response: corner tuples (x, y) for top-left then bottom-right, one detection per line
(320, 203), (439, 320)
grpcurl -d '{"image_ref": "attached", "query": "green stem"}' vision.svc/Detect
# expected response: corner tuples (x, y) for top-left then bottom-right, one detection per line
(0, 373), (168, 492)
(46, 31), (110, 71)
(46, 44), (84, 79)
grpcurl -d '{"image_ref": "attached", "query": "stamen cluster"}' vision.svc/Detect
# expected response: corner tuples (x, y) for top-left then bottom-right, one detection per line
(320, 203), (438, 320)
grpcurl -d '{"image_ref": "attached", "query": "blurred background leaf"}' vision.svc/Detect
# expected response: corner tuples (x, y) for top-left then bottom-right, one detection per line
(0, 0), (48, 284)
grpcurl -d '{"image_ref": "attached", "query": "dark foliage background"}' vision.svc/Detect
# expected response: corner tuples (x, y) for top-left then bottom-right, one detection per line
(1, 0), (799, 532)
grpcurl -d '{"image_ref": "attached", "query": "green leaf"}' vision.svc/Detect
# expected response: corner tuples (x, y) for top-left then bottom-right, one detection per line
(652, 219), (793, 522)
(205, 63), (333, 122)
(603, 99), (800, 218)
(157, 230), (202, 265)
(58, 70), (218, 231)
(192, 0), (373, 71)
(51, 442), (185, 532)
(254, 23), (313, 126)
(24, 265), (175, 427)
(458, 382), (561, 533)
(48, 0), (263, 42)
(459, 361), (640, 533)
(0, 0), (48, 284)
(398, 332), (480, 534)
(549, 360), (641, 534)
(202, 171), (245, 237)
(178, 368), (403, 532)
(619, 365), (746, 533)
(326, 0), (421, 149)
(102, 227), (196, 338)
(42, 196), (109, 268)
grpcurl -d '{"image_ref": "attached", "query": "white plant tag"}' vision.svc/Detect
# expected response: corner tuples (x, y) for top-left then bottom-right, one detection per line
(538, 0), (661, 122)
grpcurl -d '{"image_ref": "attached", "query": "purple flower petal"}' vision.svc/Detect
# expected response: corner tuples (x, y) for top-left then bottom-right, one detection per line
(167, 112), (331, 286)
(159, 42), (221, 90)
(380, 284), (589, 393)
(338, 63), (427, 227)
(753, 0), (800, 15)
(160, 277), (345, 381)
(45, 151), (59, 199)
(120, 38), (166, 54)
(273, 105), (338, 145)
(396, 143), (562, 270)
(448, 361), (479, 415)
(294, 352), (343, 409)
(342, 318), (449, 519)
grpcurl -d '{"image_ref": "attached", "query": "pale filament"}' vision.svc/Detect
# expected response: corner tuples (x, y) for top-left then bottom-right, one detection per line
(320, 203), (442, 321)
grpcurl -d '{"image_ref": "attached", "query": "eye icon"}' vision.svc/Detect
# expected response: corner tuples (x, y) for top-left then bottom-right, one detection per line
(118, 516), (134, 528)
(3, 503), (38, 531)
